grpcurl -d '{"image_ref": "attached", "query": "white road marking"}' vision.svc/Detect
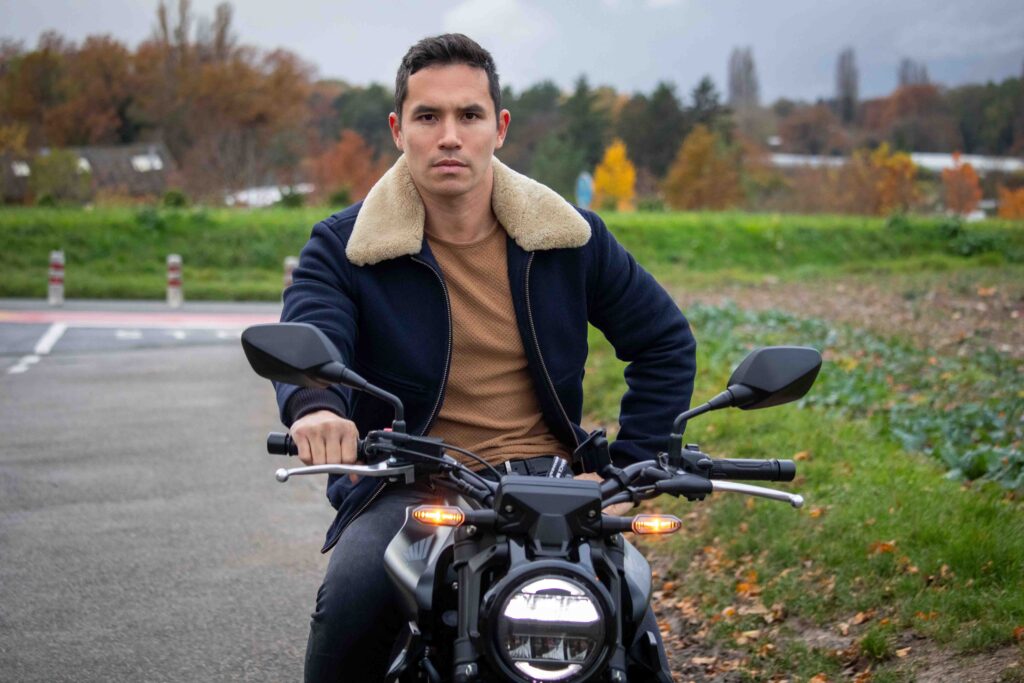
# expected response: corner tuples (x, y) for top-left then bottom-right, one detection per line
(34, 323), (68, 355)
(7, 354), (40, 374)
(7, 323), (68, 375)
(169, 330), (187, 340)
(116, 329), (143, 340)
(216, 330), (241, 340)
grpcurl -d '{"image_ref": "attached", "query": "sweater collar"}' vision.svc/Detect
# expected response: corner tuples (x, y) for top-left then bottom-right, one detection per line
(346, 155), (591, 266)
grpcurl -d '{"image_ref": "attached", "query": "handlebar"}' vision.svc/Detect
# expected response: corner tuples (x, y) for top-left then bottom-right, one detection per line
(267, 432), (298, 456)
(708, 458), (796, 482)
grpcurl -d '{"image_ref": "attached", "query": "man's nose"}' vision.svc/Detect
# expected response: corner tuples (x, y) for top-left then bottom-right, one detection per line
(438, 117), (461, 149)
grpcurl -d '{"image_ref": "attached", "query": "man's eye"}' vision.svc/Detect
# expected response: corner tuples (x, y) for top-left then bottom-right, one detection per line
(418, 114), (436, 122)
(464, 112), (480, 120)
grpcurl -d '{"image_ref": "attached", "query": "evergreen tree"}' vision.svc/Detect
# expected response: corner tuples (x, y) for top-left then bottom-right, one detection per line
(836, 47), (858, 124)
(562, 75), (610, 169)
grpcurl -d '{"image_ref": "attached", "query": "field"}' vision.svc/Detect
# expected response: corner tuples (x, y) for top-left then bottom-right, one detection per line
(3, 206), (1023, 680)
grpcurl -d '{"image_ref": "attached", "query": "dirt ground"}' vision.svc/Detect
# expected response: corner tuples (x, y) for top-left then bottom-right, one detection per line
(672, 268), (1024, 360)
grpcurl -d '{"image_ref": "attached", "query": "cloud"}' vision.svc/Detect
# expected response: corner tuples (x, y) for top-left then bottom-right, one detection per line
(442, 0), (556, 46)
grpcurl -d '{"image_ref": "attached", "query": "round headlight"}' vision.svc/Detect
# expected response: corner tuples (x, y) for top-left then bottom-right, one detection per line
(495, 576), (606, 681)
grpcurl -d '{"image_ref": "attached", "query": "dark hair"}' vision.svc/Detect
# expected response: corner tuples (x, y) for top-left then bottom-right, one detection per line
(394, 33), (502, 124)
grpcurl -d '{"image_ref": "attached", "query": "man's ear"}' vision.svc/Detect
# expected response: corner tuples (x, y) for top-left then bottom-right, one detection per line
(495, 109), (511, 150)
(388, 112), (404, 151)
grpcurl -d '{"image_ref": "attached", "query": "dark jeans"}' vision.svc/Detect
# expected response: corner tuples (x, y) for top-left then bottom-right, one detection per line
(304, 481), (672, 682)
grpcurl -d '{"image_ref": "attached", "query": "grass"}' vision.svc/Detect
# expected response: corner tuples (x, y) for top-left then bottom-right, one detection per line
(582, 303), (1024, 678)
(1, 206), (1021, 299)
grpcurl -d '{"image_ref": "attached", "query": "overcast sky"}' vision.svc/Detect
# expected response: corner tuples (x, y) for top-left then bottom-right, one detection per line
(3, 0), (1023, 103)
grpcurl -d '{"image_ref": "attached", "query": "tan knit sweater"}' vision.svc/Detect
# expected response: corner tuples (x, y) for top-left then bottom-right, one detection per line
(426, 222), (571, 468)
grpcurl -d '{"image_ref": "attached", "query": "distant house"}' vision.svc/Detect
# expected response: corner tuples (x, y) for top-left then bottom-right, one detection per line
(769, 152), (1024, 175)
(1, 142), (177, 204)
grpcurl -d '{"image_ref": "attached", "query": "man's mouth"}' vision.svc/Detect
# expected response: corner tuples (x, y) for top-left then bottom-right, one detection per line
(433, 159), (468, 169)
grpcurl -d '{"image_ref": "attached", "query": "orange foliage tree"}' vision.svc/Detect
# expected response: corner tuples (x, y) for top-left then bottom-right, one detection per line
(662, 124), (742, 210)
(592, 139), (636, 211)
(998, 186), (1024, 219)
(942, 153), (982, 215)
(305, 130), (389, 203)
(844, 143), (917, 215)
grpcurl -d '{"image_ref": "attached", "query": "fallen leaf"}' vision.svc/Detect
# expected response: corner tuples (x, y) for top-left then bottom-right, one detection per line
(977, 286), (997, 297)
(721, 606), (737, 618)
(895, 647), (911, 658)
(662, 581), (676, 593)
(793, 450), (811, 461)
(837, 622), (850, 636)
(691, 655), (717, 666)
(808, 506), (827, 518)
(808, 674), (829, 683)
(1013, 625), (1024, 642)
(868, 540), (897, 555)
(851, 609), (876, 625)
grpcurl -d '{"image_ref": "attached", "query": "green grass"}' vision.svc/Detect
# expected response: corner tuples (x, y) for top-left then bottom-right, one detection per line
(1, 206), (1021, 299)
(582, 303), (1024, 676)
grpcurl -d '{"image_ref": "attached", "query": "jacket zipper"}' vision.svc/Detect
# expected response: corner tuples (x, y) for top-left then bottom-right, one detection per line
(411, 255), (454, 436)
(524, 253), (580, 448)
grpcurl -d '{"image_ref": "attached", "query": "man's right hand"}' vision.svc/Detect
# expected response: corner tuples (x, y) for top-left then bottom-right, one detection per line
(289, 410), (360, 468)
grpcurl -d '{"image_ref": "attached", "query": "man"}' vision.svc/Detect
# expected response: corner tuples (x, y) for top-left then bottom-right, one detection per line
(276, 33), (695, 682)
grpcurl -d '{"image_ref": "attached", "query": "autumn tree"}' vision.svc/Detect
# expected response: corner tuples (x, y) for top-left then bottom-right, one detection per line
(779, 104), (847, 154)
(845, 143), (917, 215)
(305, 129), (389, 203)
(836, 47), (858, 124)
(997, 186), (1024, 219)
(592, 139), (636, 211)
(942, 153), (983, 215)
(662, 124), (742, 210)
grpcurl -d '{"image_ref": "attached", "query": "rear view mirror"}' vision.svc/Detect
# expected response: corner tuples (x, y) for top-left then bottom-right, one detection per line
(726, 346), (822, 410)
(241, 322), (342, 389)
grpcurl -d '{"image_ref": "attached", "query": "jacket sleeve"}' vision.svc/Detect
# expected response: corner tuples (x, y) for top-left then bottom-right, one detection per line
(584, 212), (696, 466)
(274, 219), (359, 426)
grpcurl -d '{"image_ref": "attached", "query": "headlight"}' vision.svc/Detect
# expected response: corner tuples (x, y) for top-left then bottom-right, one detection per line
(495, 576), (606, 681)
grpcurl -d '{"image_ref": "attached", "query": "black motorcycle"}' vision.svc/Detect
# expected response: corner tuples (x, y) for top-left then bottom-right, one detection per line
(242, 322), (820, 683)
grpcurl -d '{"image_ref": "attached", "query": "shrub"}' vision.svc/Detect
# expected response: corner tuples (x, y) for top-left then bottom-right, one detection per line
(162, 189), (189, 208)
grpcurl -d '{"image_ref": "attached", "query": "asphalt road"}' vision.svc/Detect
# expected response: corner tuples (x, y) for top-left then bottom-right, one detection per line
(0, 301), (338, 681)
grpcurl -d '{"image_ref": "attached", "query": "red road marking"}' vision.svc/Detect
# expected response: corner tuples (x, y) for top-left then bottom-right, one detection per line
(0, 309), (278, 329)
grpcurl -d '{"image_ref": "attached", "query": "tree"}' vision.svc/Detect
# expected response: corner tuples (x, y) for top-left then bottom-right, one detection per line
(616, 82), (686, 179)
(727, 47), (760, 111)
(29, 149), (92, 204)
(494, 80), (561, 173)
(898, 58), (929, 87)
(332, 83), (395, 159)
(662, 124), (742, 210)
(997, 186), (1024, 219)
(836, 47), (858, 124)
(845, 143), (917, 215)
(592, 139), (636, 211)
(877, 84), (960, 152)
(779, 104), (847, 154)
(529, 132), (585, 199)
(687, 76), (733, 141)
(562, 76), (610, 169)
(306, 129), (389, 203)
(942, 153), (982, 215)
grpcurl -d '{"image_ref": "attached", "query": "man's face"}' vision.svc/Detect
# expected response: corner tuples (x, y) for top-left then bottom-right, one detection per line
(389, 63), (510, 200)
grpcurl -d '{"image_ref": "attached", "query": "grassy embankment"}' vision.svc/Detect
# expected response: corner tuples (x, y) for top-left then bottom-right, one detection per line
(1, 206), (1022, 299)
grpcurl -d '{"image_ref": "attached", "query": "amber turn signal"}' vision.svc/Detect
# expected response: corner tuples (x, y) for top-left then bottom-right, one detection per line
(631, 514), (682, 535)
(412, 505), (466, 527)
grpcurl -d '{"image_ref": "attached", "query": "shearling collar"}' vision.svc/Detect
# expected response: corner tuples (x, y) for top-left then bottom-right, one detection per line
(346, 155), (592, 266)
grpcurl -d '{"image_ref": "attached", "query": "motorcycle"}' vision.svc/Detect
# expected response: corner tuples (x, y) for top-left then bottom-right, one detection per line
(242, 322), (821, 683)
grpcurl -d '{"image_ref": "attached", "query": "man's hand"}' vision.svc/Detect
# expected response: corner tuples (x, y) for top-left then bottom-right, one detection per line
(576, 472), (633, 516)
(290, 411), (361, 480)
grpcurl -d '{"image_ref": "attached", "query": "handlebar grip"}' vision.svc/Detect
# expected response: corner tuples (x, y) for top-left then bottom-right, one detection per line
(267, 432), (298, 456)
(708, 458), (796, 482)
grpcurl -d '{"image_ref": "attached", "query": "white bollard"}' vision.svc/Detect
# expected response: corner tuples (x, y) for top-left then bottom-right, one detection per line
(48, 250), (65, 306)
(283, 256), (299, 289)
(167, 254), (183, 308)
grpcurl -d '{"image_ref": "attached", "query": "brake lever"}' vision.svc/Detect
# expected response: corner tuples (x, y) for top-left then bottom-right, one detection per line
(275, 461), (416, 484)
(711, 481), (804, 508)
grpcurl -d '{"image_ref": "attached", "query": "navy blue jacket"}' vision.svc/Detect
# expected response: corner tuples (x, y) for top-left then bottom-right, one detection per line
(275, 158), (695, 552)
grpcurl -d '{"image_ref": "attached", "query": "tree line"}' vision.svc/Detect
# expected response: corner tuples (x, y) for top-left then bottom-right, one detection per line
(1, 1), (1022, 214)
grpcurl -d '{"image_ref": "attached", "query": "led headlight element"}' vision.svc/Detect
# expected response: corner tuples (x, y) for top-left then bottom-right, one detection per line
(496, 576), (606, 681)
